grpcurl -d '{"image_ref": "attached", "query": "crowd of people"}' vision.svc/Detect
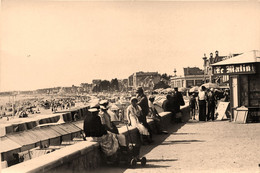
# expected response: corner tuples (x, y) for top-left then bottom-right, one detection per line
(83, 87), (169, 163)
(190, 87), (230, 121)
(0, 97), (81, 120)
(162, 87), (185, 123)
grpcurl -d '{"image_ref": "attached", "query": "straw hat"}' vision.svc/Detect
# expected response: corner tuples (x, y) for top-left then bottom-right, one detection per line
(88, 108), (99, 112)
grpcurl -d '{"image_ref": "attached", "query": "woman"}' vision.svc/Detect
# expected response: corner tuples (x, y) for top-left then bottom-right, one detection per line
(99, 100), (119, 134)
(127, 97), (151, 144)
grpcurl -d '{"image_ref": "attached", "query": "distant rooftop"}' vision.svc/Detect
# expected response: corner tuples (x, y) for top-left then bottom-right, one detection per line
(183, 67), (204, 76)
(135, 71), (159, 76)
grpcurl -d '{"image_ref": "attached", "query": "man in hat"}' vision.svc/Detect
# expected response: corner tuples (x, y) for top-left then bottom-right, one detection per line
(84, 106), (120, 161)
(136, 87), (153, 140)
(99, 100), (119, 134)
(174, 87), (185, 111)
(83, 107), (107, 137)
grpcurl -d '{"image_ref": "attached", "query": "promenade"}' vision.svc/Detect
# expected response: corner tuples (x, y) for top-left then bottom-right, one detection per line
(93, 115), (260, 173)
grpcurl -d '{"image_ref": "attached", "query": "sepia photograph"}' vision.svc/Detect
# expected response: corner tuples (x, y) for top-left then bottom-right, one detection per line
(1, 0), (260, 172)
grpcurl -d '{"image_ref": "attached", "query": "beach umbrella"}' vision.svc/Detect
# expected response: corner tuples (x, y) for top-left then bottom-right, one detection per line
(201, 82), (220, 89)
(178, 87), (187, 93)
(189, 86), (199, 92)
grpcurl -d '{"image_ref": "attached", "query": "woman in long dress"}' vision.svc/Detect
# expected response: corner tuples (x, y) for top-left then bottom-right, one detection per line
(127, 97), (151, 144)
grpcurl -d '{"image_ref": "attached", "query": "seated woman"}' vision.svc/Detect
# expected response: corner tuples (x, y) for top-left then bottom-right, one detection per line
(127, 97), (152, 144)
(83, 107), (119, 157)
(99, 100), (119, 134)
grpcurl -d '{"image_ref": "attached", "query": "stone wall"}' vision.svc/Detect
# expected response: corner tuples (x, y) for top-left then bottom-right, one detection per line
(2, 106), (189, 173)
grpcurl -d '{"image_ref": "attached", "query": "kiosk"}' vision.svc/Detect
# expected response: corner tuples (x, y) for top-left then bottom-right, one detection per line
(212, 50), (260, 123)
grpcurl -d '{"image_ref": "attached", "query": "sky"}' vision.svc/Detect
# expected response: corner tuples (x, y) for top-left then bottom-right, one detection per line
(1, 0), (260, 91)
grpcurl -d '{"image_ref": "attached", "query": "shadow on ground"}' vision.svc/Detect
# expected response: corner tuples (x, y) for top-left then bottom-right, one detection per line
(160, 139), (205, 145)
(92, 112), (192, 173)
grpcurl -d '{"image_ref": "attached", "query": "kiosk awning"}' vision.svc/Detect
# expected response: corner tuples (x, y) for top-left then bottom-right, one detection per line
(211, 50), (260, 75)
(212, 50), (260, 66)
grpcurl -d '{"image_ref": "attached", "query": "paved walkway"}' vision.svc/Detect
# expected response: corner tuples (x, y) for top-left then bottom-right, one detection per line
(91, 115), (260, 173)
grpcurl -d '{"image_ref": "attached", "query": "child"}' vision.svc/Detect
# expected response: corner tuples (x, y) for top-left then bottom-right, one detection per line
(189, 93), (197, 120)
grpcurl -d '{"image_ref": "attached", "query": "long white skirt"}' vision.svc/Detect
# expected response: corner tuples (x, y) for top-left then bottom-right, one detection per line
(129, 116), (149, 136)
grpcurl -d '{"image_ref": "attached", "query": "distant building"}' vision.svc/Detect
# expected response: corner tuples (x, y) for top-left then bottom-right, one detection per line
(170, 67), (210, 88)
(128, 71), (161, 90)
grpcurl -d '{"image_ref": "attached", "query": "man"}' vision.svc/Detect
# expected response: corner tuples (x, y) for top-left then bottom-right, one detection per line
(136, 87), (153, 140)
(83, 107), (107, 138)
(162, 94), (174, 112)
(207, 88), (216, 121)
(198, 86), (207, 121)
(174, 87), (185, 112)
(84, 107), (120, 160)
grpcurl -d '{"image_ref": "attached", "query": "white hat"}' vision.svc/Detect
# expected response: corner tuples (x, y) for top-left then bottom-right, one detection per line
(88, 108), (99, 112)
(89, 102), (99, 109)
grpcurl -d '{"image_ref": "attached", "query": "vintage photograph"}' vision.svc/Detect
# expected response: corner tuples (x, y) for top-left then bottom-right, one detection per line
(1, 0), (260, 172)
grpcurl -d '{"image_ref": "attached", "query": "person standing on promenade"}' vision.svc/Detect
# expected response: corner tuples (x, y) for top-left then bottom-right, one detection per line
(189, 93), (197, 120)
(136, 87), (153, 140)
(207, 88), (216, 121)
(198, 86), (207, 121)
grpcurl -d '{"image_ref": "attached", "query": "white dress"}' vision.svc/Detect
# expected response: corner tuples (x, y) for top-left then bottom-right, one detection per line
(126, 105), (149, 135)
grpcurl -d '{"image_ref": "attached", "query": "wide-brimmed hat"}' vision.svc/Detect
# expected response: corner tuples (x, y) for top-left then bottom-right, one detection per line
(89, 102), (100, 109)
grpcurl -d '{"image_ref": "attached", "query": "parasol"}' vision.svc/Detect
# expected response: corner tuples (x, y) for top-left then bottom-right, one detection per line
(201, 82), (220, 89)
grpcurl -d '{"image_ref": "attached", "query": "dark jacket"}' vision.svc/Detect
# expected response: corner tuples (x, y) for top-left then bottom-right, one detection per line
(83, 113), (107, 137)
(137, 94), (149, 116)
(162, 99), (173, 112)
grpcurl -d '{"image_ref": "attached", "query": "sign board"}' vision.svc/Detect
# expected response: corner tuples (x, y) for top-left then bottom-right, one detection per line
(234, 106), (248, 124)
(216, 102), (229, 120)
(213, 63), (256, 75)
